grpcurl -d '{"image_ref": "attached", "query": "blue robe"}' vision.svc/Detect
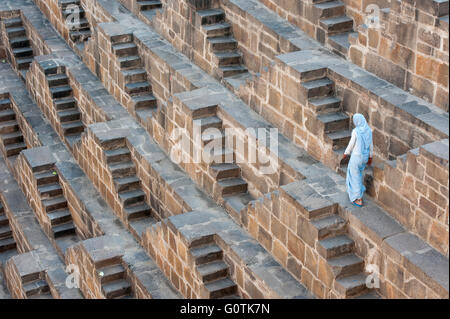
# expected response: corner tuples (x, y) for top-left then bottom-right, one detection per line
(346, 114), (372, 203)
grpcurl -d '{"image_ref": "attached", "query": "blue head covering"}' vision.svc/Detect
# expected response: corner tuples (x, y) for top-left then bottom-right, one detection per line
(353, 114), (372, 156)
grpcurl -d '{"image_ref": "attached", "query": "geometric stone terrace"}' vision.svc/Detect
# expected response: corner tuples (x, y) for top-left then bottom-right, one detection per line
(0, 0), (448, 299)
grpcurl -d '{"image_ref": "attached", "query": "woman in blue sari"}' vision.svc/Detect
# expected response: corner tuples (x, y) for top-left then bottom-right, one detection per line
(342, 114), (373, 207)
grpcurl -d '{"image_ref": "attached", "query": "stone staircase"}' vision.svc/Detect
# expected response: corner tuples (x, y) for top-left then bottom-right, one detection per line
(33, 166), (78, 248)
(302, 73), (351, 161)
(46, 69), (85, 147)
(21, 272), (53, 299)
(294, 181), (378, 298)
(1, 16), (34, 80)
(197, 8), (248, 81)
(190, 238), (239, 299)
(0, 98), (27, 163)
(314, 0), (356, 58)
(104, 144), (156, 237)
(60, 0), (92, 51)
(111, 36), (158, 121)
(96, 257), (134, 299)
(195, 114), (254, 219)
(136, 0), (162, 13)
(0, 202), (17, 255)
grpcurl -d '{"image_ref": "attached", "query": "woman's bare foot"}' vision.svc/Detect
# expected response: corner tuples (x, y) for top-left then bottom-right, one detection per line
(354, 199), (363, 206)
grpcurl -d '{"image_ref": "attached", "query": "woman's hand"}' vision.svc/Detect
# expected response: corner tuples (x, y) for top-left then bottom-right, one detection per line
(368, 157), (373, 166)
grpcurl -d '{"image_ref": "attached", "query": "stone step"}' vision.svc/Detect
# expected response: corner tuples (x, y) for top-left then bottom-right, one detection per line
(314, 0), (346, 19)
(24, 279), (50, 297)
(122, 68), (147, 83)
(0, 224), (12, 240)
(9, 37), (30, 49)
(320, 15), (353, 34)
(303, 77), (334, 98)
(114, 175), (141, 192)
(309, 96), (341, 113)
(118, 189), (146, 206)
(124, 202), (151, 220)
(282, 181), (336, 219)
(137, 0), (162, 11)
(42, 196), (68, 212)
(217, 178), (248, 197)
(204, 278), (237, 299)
(71, 30), (91, 43)
(328, 32), (356, 57)
(0, 214), (8, 227)
(317, 235), (355, 259)
(214, 51), (242, 66)
(0, 237), (16, 253)
(16, 57), (33, 70)
(7, 26), (26, 38)
(63, 6), (86, 18)
(61, 120), (84, 136)
(328, 254), (365, 279)
(58, 108), (81, 123)
(203, 22), (232, 38)
(109, 161), (136, 178)
(0, 109), (16, 122)
(102, 279), (132, 299)
(38, 183), (63, 198)
(5, 142), (26, 157)
(317, 112), (349, 133)
(191, 244), (223, 265)
(112, 42), (138, 57)
(12, 47), (33, 58)
(94, 256), (123, 269)
(48, 209), (73, 226)
(355, 291), (382, 299)
(50, 85), (73, 99)
(105, 147), (131, 164)
(59, 0), (81, 9)
(326, 130), (352, 149)
(204, 147), (235, 164)
(119, 55), (142, 69)
(218, 65), (248, 78)
(224, 192), (254, 219)
(132, 93), (157, 110)
(98, 264), (126, 284)
(35, 170), (59, 186)
(209, 163), (241, 181)
(310, 214), (346, 240)
(54, 97), (77, 110)
(195, 116), (223, 133)
(125, 81), (151, 95)
(2, 17), (23, 28)
(197, 261), (229, 283)
(53, 221), (76, 238)
(209, 36), (238, 52)
(68, 17), (90, 30)
(334, 273), (369, 298)
(198, 9), (225, 25)
(202, 129), (225, 146)
(0, 99), (11, 110)
(47, 73), (69, 87)
(0, 120), (19, 134)
(66, 133), (83, 147)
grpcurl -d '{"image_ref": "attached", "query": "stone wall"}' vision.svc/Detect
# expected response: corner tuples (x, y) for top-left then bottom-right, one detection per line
(371, 139), (449, 256)
(349, 0), (449, 111)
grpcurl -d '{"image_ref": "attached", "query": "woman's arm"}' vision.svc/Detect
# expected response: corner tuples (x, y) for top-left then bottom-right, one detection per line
(344, 130), (357, 155)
